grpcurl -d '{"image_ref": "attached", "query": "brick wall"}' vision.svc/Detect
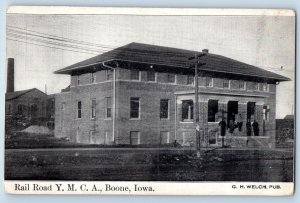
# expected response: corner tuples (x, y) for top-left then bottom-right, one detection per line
(6, 89), (48, 119)
(55, 67), (278, 148)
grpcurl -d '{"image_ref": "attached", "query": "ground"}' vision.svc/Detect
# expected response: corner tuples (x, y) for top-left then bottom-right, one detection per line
(5, 144), (293, 181)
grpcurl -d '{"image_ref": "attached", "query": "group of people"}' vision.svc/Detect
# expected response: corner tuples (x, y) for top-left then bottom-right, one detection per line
(218, 114), (260, 137)
(246, 119), (260, 137)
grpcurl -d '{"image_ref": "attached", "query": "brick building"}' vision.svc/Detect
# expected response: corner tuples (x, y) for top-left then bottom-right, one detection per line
(5, 58), (55, 130)
(54, 42), (289, 148)
(5, 88), (49, 119)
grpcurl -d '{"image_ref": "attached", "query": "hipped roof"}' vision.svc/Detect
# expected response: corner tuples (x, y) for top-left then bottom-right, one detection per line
(55, 42), (290, 82)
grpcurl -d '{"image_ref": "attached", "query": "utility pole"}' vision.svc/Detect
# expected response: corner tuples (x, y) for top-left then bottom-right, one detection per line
(189, 53), (206, 158)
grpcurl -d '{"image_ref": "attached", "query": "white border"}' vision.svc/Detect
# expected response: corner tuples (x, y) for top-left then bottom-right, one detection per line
(7, 6), (295, 16)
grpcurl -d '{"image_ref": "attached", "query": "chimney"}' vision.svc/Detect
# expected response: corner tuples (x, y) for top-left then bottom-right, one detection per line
(202, 49), (209, 53)
(6, 58), (14, 93)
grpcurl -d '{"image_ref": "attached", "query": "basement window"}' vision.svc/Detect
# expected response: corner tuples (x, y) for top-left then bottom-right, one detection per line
(208, 100), (219, 122)
(182, 100), (193, 122)
(160, 131), (170, 144)
(130, 131), (140, 145)
(89, 130), (96, 144)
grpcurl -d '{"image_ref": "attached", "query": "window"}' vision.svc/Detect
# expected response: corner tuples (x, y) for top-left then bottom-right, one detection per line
(208, 130), (218, 145)
(61, 102), (66, 127)
(130, 131), (140, 145)
(89, 130), (95, 144)
(238, 80), (246, 90)
(130, 97), (140, 119)
(187, 75), (194, 85)
(206, 77), (213, 87)
(77, 76), (80, 85)
(76, 128), (79, 143)
(130, 69), (140, 80)
(247, 102), (256, 121)
(263, 105), (270, 121)
(91, 99), (96, 118)
(106, 69), (113, 81)
(7, 104), (11, 115)
(91, 72), (96, 83)
(17, 104), (23, 115)
(105, 97), (112, 119)
(223, 79), (230, 89)
(262, 83), (269, 92)
(104, 131), (112, 144)
(208, 100), (219, 122)
(147, 71), (156, 82)
(30, 104), (38, 118)
(77, 101), (82, 118)
(61, 102), (65, 110)
(160, 131), (170, 144)
(160, 99), (169, 119)
(167, 73), (176, 83)
(252, 82), (259, 91)
(182, 100), (193, 121)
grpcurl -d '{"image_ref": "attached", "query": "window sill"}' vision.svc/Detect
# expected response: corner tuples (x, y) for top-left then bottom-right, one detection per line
(160, 118), (170, 121)
(180, 121), (194, 124)
(130, 118), (141, 120)
(104, 118), (112, 121)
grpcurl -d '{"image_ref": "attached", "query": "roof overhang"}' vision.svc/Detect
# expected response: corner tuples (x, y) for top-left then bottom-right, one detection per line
(55, 58), (290, 83)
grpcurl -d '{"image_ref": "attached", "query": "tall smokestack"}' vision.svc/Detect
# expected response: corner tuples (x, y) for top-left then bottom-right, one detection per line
(6, 58), (14, 93)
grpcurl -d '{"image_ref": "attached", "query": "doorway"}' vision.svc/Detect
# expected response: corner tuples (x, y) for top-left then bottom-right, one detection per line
(247, 102), (256, 121)
(227, 101), (238, 126)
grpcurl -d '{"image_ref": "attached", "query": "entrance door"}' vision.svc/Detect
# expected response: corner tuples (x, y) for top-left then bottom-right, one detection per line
(227, 101), (238, 125)
(247, 102), (256, 121)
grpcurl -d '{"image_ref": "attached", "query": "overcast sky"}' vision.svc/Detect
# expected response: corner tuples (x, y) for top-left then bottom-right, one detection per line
(6, 13), (295, 118)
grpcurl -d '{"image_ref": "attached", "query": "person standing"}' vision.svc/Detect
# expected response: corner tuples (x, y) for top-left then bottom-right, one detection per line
(219, 119), (226, 148)
(237, 113), (243, 132)
(229, 118), (235, 134)
(246, 119), (252, 147)
(252, 120), (259, 136)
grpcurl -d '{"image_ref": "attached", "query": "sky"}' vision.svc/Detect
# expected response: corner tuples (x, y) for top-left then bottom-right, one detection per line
(6, 12), (295, 118)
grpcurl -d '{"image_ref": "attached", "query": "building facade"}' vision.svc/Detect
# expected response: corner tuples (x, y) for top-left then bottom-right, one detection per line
(54, 42), (289, 148)
(5, 88), (49, 119)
